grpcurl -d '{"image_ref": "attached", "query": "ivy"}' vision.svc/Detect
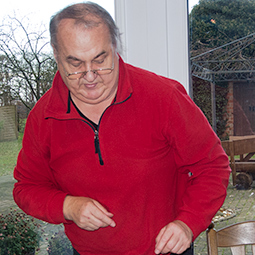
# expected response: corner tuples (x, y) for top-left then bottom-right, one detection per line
(192, 77), (229, 140)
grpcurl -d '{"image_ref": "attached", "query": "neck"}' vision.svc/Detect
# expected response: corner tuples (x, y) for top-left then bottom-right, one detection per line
(70, 90), (116, 124)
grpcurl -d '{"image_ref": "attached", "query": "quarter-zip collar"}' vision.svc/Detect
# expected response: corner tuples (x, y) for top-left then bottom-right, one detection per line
(44, 56), (133, 120)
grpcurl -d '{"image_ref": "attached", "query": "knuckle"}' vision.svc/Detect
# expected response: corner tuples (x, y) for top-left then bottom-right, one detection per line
(99, 222), (107, 228)
(165, 243), (173, 251)
(83, 200), (94, 210)
(161, 236), (170, 243)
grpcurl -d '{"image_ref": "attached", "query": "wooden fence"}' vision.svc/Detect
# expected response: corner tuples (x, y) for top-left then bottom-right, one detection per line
(0, 105), (18, 142)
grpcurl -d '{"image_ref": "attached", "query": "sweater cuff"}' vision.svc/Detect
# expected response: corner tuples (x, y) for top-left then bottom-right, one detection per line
(174, 213), (210, 241)
(47, 192), (72, 224)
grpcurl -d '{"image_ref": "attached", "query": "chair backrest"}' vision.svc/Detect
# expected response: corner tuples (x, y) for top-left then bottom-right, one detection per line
(207, 221), (255, 255)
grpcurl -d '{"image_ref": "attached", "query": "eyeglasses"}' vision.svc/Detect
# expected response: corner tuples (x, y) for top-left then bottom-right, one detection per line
(64, 50), (115, 80)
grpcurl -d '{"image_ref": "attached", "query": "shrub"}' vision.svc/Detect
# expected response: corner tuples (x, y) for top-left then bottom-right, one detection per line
(0, 208), (40, 255)
(192, 77), (229, 140)
(47, 230), (72, 255)
(18, 118), (27, 134)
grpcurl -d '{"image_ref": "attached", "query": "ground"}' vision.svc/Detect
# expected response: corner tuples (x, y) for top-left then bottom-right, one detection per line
(1, 175), (255, 255)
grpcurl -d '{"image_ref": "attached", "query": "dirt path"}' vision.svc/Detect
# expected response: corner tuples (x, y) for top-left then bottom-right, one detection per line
(0, 175), (17, 214)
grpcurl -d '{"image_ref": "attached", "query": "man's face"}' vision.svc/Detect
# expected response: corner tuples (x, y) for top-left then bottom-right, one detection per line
(54, 18), (119, 106)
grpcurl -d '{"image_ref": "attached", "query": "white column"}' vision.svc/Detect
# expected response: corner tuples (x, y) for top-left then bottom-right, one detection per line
(114, 0), (191, 94)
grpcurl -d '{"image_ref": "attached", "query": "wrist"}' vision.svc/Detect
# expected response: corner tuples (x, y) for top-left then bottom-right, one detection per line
(63, 195), (73, 220)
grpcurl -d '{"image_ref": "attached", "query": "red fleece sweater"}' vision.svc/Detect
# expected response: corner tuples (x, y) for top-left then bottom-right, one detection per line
(13, 57), (231, 254)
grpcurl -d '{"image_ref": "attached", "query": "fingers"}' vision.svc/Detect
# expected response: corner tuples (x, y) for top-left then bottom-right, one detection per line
(89, 201), (116, 229)
(155, 221), (193, 254)
(92, 200), (115, 223)
(63, 196), (116, 231)
(81, 212), (114, 231)
(78, 199), (116, 230)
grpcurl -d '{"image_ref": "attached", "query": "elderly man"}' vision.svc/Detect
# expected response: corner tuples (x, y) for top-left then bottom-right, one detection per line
(13, 2), (231, 255)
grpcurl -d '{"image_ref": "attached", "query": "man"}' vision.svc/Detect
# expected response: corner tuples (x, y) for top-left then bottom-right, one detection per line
(13, 2), (231, 255)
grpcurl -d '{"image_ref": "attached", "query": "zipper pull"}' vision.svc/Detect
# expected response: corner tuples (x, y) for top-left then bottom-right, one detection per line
(94, 130), (104, 165)
(94, 130), (99, 154)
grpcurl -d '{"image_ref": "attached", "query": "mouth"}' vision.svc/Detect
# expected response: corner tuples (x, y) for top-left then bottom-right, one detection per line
(84, 83), (97, 89)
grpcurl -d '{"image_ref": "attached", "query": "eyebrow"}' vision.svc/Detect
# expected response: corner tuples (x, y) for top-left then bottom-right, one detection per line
(66, 50), (107, 63)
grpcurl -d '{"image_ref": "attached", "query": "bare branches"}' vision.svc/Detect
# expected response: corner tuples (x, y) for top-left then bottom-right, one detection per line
(0, 15), (57, 109)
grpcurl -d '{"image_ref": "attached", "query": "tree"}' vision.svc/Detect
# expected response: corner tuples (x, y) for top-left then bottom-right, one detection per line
(190, 0), (255, 57)
(0, 55), (13, 106)
(189, 0), (255, 139)
(0, 16), (57, 109)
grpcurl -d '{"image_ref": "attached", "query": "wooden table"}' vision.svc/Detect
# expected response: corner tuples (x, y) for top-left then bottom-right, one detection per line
(221, 135), (255, 186)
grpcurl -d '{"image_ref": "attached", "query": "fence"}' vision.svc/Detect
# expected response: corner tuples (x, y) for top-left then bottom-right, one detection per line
(0, 105), (18, 142)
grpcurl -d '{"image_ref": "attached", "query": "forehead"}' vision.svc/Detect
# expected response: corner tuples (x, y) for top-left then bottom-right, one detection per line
(56, 18), (112, 57)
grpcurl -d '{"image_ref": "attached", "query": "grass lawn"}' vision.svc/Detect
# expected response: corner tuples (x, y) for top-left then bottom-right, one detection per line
(0, 134), (23, 176)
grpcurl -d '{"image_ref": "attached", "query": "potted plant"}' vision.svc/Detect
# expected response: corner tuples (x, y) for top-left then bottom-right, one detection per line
(0, 208), (41, 255)
(47, 230), (72, 255)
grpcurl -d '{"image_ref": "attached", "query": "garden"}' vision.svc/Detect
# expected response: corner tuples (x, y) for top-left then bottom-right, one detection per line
(0, 133), (72, 255)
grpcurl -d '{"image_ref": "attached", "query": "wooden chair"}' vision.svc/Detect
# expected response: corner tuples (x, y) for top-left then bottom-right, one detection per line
(221, 136), (255, 187)
(206, 221), (255, 255)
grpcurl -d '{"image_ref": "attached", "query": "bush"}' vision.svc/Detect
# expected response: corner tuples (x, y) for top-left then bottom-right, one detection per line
(18, 118), (27, 134)
(0, 208), (40, 255)
(192, 77), (229, 140)
(47, 230), (72, 255)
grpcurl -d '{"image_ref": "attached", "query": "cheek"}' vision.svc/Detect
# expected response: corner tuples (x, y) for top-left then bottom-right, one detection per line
(57, 65), (68, 83)
(60, 75), (72, 88)
(104, 69), (119, 88)
(57, 66), (76, 90)
(59, 73), (77, 92)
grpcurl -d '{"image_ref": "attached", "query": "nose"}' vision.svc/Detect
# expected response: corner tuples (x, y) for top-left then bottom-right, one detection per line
(81, 69), (98, 82)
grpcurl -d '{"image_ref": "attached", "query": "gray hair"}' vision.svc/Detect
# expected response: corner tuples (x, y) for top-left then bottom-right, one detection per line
(50, 2), (122, 53)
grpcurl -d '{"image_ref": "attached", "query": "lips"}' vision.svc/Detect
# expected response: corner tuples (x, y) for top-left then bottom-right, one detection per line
(84, 83), (97, 88)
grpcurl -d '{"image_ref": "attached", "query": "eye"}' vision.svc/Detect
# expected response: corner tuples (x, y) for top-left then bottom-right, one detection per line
(70, 61), (82, 68)
(66, 57), (83, 68)
(93, 58), (105, 65)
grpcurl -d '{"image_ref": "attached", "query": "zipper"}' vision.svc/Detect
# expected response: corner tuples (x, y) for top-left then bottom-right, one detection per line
(73, 118), (104, 166)
(94, 129), (104, 165)
(87, 93), (132, 165)
(60, 92), (132, 166)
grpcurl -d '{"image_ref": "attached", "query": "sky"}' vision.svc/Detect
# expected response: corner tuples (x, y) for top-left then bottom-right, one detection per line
(189, 0), (200, 12)
(0, 0), (199, 27)
(0, 0), (115, 28)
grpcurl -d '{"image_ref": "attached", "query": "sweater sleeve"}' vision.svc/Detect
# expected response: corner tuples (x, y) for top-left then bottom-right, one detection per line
(166, 83), (231, 240)
(13, 112), (70, 225)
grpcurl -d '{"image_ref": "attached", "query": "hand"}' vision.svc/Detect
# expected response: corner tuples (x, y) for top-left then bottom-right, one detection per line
(155, 220), (193, 254)
(63, 196), (116, 231)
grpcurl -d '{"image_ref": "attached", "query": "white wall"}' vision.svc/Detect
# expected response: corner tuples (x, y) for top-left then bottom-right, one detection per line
(114, 0), (191, 94)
